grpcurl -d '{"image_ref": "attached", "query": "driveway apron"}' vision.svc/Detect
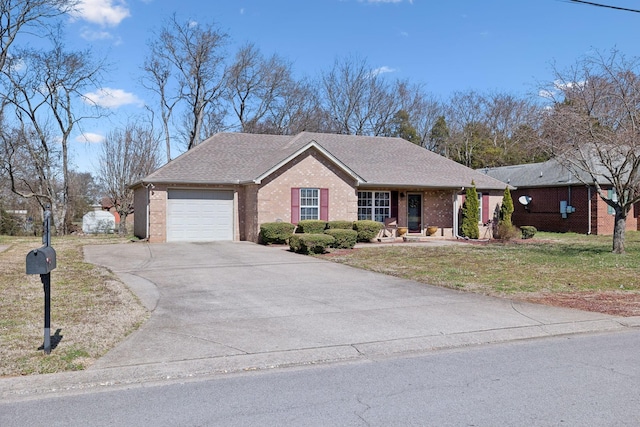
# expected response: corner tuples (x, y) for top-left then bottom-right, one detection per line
(83, 242), (627, 373)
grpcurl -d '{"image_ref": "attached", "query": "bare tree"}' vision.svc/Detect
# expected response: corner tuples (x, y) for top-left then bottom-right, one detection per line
(145, 15), (228, 151)
(321, 55), (376, 135)
(0, 0), (77, 71)
(97, 121), (161, 235)
(225, 43), (293, 133)
(1, 35), (105, 234)
(446, 90), (485, 167)
(141, 55), (178, 162)
(541, 49), (640, 253)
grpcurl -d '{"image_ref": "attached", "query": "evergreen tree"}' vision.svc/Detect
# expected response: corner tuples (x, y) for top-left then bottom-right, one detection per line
(390, 109), (420, 144)
(461, 182), (479, 239)
(429, 115), (449, 156)
(499, 187), (514, 227)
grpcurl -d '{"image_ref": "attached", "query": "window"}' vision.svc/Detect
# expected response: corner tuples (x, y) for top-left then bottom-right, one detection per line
(358, 191), (390, 222)
(478, 193), (483, 224)
(300, 188), (319, 220)
(608, 189), (617, 215)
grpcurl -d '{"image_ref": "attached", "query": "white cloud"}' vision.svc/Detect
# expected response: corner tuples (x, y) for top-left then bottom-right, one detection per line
(371, 66), (397, 76)
(80, 27), (115, 41)
(72, 0), (131, 27)
(76, 132), (105, 143)
(83, 88), (144, 108)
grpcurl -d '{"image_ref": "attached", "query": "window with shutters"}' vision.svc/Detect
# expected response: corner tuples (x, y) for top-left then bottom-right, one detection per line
(300, 188), (319, 220)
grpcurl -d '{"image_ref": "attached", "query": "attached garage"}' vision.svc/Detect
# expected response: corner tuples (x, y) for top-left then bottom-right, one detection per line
(166, 189), (234, 242)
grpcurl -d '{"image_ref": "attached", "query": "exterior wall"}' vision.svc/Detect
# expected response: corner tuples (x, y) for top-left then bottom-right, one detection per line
(143, 183), (242, 243)
(256, 149), (359, 240)
(147, 184), (168, 243)
(133, 186), (148, 239)
(510, 185), (639, 235)
(393, 189), (456, 237)
(456, 190), (504, 238)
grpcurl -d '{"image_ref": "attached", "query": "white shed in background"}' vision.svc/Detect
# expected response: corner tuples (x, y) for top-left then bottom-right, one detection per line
(82, 211), (116, 234)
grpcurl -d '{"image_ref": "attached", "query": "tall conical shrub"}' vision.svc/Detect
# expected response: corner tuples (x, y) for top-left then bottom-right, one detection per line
(499, 187), (514, 227)
(461, 182), (479, 239)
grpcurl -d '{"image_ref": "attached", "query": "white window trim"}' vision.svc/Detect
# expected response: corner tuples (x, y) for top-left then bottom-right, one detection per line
(300, 188), (320, 221)
(358, 191), (391, 222)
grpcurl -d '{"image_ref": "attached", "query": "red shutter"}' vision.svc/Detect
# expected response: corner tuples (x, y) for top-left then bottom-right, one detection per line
(482, 193), (490, 224)
(291, 188), (300, 224)
(391, 191), (398, 220)
(320, 188), (329, 221)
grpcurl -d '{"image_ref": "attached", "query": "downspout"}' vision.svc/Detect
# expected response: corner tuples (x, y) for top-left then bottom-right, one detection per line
(453, 189), (464, 239)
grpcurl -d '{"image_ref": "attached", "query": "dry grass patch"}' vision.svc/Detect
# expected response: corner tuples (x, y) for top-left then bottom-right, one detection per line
(319, 232), (640, 316)
(0, 235), (149, 377)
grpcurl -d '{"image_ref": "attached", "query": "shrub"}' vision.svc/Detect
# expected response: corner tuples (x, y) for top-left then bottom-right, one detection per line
(324, 229), (358, 249)
(521, 226), (537, 239)
(289, 234), (335, 254)
(461, 182), (479, 239)
(499, 187), (514, 228)
(494, 223), (519, 241)
(296, 220), (327, 234)
(260, 222), (296, 244)
(326, 220), (354, 230)
(353, 220), (384, 242)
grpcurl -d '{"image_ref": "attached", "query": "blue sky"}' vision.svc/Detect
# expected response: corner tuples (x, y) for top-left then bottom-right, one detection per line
(54, 0), (640, 173)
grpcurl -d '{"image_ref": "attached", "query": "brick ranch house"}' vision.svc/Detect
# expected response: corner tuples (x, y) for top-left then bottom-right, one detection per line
(482, 158), (640, 235)
(131, 132), (510, 243)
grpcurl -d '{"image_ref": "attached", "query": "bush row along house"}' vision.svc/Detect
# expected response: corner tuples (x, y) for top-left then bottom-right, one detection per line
(131, 132), (509, 243)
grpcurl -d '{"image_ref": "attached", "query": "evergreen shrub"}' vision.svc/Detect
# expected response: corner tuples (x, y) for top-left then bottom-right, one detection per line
(521, 226), (537, 239)
(289, 234), (335, 254)
(324, 229), (358, 249)
(353, 220), (384, 242)
(296, 220), (327, 234)
(259, 222), (296, 244)
(326, 220), (354, 230)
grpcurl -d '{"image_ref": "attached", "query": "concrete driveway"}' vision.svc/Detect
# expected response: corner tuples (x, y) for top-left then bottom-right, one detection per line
(78, 241), (636, 380)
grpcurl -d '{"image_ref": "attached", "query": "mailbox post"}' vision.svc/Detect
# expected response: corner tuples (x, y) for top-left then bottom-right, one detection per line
(25, 207), (56, 354)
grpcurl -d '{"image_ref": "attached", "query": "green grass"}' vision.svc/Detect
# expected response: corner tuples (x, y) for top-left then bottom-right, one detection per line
(321, 231), (640, 296)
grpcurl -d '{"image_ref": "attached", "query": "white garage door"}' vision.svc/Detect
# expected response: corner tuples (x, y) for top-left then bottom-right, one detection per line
(167, 189), (234, 242)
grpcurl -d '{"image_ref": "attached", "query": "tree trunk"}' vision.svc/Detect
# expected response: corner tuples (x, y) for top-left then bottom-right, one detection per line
(118, 212), (128, 236)
(612, 210), (626, 254)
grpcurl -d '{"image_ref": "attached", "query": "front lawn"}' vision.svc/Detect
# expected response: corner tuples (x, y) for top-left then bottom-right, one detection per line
(0, 235), (148, 377)
(318, 231), (640, 316)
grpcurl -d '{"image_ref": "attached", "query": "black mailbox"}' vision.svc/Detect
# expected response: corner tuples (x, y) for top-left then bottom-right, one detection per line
(26, 246), (57, 275)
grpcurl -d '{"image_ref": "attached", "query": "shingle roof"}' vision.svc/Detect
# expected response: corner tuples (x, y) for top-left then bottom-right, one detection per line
(141, 132), (509, 190)
(480, 158), (610, 188)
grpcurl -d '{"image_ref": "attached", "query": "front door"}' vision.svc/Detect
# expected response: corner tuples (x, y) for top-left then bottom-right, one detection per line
(407, 194), (422, 233)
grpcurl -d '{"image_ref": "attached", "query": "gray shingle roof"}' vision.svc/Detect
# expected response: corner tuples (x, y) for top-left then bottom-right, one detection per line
(480, 158), (610, 188)
(141, 132), (509, 190)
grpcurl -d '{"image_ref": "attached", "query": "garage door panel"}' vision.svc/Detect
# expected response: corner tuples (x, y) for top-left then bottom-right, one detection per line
(167, 190), (234, 242)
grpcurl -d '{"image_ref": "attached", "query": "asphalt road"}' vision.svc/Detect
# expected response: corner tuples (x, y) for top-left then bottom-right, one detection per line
(2, 329), (639, 426)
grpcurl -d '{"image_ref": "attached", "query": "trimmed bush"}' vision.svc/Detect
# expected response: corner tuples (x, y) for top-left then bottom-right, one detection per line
(325, 229), (358, 249)
(296, 220), (327, 234)
(327, 220), (354, 230)
(521, 226), (537, 239)
(353, 220), (384, 242)
(289, 233), (335, 254)
(259, 222), (296, 244)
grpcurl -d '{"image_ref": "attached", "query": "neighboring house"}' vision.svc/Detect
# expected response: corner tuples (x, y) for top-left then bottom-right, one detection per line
(482, 158), (639, 235)
(131, 132), (509, 243)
